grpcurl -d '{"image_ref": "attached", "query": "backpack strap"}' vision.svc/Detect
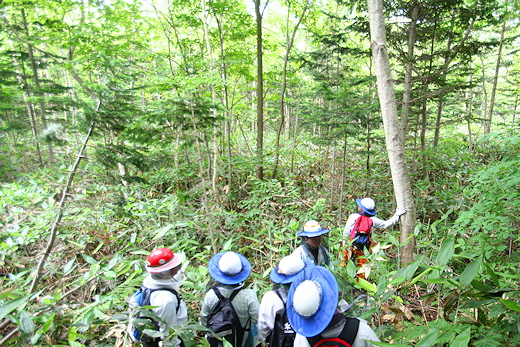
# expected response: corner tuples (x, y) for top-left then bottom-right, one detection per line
(273, 287), (287, 305)
(307, 316), (360, 347)
(145, 286), (182, 313)
(339, 317), (360, 346)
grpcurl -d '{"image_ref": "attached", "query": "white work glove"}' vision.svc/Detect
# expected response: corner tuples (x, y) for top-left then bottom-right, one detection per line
(395, 206), (407, 217)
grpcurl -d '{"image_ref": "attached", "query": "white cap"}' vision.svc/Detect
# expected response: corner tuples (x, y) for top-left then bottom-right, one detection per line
(360, 198), (375, 210)
(293, 280), (322, 317)
(218, 251), (243, 276)
(278, 256), (305, 275)
(303, 220), (322, 232)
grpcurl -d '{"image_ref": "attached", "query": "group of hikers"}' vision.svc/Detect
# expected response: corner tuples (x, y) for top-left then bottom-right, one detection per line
(127, 197), (406, 347)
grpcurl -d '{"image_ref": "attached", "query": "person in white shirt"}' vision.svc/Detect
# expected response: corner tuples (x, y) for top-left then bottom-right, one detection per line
(341, 198), (406, 277)
(128, 247), (188, 347)
(342, 197), (406, 247)
(257, 255), (313, 346)
(286, 266), (380, 347)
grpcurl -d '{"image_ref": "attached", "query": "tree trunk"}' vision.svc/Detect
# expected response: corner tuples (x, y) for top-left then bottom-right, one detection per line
(272, 0), (310, 178)
(367, 0), (416, 265)
(201, 0), (220, 196)
(484, 19), (506, 135)
(9, 44), (43, 166)
(255, 0), (265, 180)
(21, 9), (55, 164)
(400, 1), (419, 133)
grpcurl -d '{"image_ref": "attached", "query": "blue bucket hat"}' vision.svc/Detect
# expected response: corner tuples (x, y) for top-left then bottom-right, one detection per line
(297, 220), (330, 237)
(356, 197), (377, 216)
(287, 266), (339, 337)
(270, 256), (314, 284)
(208, 251), (251, 285)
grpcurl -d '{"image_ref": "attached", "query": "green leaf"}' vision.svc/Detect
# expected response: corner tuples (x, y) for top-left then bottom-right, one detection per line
(222, 237), (234, 251)
(394, 255), (423, 281)
(0, 295), (30, 320)
(451, 327), (471, 347)
(416, 328), (438, 347)
(436, 236), (454, 267)
(483, 262), (500, 287)
(346, 260), (357, 278)
(459, 256), (482, 287)
(376, 275), (388, 297)
(18, 310), (35, 334)
(63, 258), (76, 275)
(355, 278), (376, 293)
(81, 254), (97, 265)
(153, 224), (175, 240)
(41, 312), (55, 333)
(500, 299), (520, 313)
(409, 268), (433, 286)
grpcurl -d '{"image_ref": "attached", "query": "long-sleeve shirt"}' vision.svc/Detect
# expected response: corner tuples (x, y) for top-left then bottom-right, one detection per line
(200, 283), (260, 347)
(257, 287), (287, 343)
(342, 212), (400, 240)
(291, 243), (331, 268)
(128, 275), (188, 347)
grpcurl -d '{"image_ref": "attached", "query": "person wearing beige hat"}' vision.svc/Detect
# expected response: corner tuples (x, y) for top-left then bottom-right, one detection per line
(200, 251), (260, 347)
(291, 220), (332, 268)
(127, 247), (188, 347)
(257, 255), (314, 346)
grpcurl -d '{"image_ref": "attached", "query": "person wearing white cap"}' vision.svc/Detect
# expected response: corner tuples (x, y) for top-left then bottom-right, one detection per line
(200, 251), (259, 347)
(287, 266), (380, 347)
(128, 247), (188, 347)
(343, 198), (406, 247)
(257, 256), (313, 346)
(291, 220), (332, 267)
(341, 198), (406, 275)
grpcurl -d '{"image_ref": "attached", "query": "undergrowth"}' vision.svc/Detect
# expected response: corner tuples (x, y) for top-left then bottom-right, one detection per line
(0, 133), (519, 346)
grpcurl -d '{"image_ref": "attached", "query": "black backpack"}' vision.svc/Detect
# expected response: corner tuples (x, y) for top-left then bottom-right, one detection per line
(306, 316), (360, 347)
(129, 286), (181, 343)
(266, 288), (295, 347)
(206, 287), (245, 346)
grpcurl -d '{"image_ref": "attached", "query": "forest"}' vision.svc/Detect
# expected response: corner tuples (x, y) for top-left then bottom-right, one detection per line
(0, 0), (519, 345)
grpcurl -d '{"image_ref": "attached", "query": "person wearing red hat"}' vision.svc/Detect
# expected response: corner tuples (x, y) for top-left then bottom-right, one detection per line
(128, 247), (188, 347)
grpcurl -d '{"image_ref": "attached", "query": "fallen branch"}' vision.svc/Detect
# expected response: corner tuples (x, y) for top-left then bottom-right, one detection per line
(28, 121), (95, 294)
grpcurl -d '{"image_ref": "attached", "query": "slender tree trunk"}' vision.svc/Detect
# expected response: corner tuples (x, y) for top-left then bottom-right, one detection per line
(190, 106), (218, 254)
(255, 0), (265, 180)
(21, 9), (55, 163)
(272, 0), (310, 178)
(201, 0), (220, 196)
(9, 45), (43, 166)
(367, 0), (416, 265)
(433, 98), (444, 147)
(401, 1), (419, 133)
(338, 137), (348, 224)
(484, 19), (506, 135)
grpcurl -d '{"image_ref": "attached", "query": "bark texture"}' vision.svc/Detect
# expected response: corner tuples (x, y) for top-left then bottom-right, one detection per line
(367, 0), (416, 264)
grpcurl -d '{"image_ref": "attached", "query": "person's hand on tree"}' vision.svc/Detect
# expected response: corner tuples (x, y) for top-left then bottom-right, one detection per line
(395, 206), (407, 216)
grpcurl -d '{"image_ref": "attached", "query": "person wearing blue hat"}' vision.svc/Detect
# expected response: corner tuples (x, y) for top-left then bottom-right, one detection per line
(286, 266), (380, 347)
(200, 251), (259, 347)
(291, 220), (332, 267)
(257, 256), (314, 346)
(341, 198), (406, 276)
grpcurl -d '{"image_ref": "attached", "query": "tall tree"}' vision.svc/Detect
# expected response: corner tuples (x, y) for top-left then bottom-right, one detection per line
(367, 0), (416, 264)
(254, 0), (267, 180)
